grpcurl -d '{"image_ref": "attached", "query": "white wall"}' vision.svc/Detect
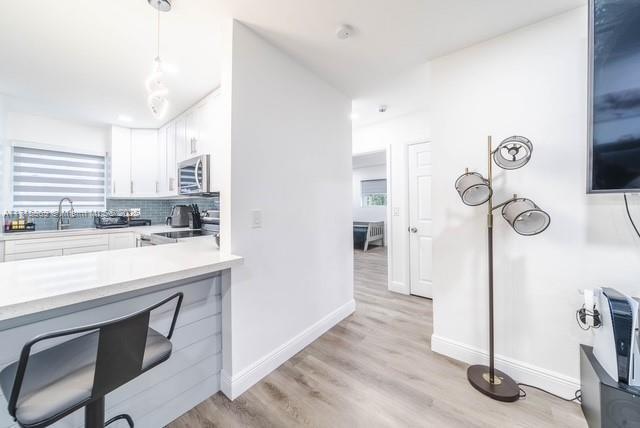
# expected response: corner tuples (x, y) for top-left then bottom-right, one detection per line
(353, 110), (429, 155)
(1, 112), (109, 210)
(430, 6), (640, 396)
(353, 164), (386, 223)
(6, 112), (108, 155)
(220, 20), (354, 399)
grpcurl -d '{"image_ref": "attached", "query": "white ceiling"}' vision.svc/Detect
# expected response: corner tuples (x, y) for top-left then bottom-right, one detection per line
(0, 0), (585, 128)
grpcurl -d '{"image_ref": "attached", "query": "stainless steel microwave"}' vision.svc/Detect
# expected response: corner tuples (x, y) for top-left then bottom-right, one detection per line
(178, 155), (214, 196)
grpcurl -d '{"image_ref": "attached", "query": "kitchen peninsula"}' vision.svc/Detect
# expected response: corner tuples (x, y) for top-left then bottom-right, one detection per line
(0, 232), (242, 428)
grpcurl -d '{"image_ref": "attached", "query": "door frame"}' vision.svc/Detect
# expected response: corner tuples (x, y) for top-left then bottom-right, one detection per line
(386, 140), (431, 296)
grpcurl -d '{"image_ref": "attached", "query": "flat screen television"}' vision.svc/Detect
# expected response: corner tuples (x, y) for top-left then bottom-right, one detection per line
(588, 0), (640, 193)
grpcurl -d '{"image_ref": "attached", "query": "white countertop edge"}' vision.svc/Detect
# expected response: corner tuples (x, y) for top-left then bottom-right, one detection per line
(0, 254), (242, 324)
(0, 225), (185, 241)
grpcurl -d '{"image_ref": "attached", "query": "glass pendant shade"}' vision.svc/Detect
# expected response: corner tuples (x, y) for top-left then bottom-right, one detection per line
(501, 198), (550, 236)
(455, 172), (492, 206)
(146, 58), (169, 119)
(493, 136), (533, 170)
(148, 93), (169, 118)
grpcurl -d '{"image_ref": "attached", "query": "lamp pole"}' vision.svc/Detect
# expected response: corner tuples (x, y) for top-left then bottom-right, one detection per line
(487, 136), (495, 384)
(465, 136), (520, 402)
(457, 135), (549, 402)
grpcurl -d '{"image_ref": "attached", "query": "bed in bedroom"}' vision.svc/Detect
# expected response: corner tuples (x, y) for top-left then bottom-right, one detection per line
(353, 221), (385, 252)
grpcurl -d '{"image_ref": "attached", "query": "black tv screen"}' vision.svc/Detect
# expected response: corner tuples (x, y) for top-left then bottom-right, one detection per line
(589, 0), (640, 193)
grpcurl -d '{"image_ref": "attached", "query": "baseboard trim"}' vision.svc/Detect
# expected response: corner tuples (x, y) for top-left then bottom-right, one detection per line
(221, 299), (356, 400)
(431, 334), (580, 399)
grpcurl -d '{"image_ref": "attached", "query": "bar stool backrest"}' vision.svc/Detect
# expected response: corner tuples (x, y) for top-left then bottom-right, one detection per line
(7, 292), (184, 420)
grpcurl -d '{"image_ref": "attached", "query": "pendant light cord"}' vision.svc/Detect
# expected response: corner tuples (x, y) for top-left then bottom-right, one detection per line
(157, 7), (160, 60)
(624, 194), (640, 239)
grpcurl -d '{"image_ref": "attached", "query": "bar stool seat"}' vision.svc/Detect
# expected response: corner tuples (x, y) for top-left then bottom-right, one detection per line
(0, 328), (171, 427)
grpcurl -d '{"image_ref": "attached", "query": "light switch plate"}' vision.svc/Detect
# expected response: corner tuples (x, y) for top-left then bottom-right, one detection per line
(251, 209), (263, 228)
(393, 207), (400, 216)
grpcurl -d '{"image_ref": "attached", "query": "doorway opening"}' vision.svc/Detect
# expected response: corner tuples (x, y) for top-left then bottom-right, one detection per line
(352, 150), (387, 255)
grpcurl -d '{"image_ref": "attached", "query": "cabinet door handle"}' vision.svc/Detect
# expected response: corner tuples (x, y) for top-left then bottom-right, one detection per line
(130, 181), (134, 194)
(113, 180), (116, 195)
(156, 181), (159, 193)
(169, 177), (174, 191)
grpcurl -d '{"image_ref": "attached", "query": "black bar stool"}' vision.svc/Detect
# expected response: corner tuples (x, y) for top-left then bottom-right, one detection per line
(0, 292), (184, 428)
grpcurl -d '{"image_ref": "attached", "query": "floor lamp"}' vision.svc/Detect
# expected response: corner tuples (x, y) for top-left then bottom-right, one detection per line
(454, 136), (551, 402)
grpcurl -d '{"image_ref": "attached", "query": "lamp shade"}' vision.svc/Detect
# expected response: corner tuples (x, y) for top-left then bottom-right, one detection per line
(501, 198), (550, 236)
(455, 172), (492, 206)
(493, 136), (533, 170)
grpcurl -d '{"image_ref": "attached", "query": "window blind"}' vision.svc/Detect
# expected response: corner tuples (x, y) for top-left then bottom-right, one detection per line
(361, 179), (387, 195)
(12, 146), (106, 210)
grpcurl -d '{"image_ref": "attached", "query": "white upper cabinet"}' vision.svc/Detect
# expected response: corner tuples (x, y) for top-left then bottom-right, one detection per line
(175, 117), (188, 163)
(186, 107), (199, 158)
(157, 125), (168, 195)
(108, 88), (223, 199)
(130, 129), (159, 196)
(110, 126), (132, 197)
(166, 122), (177, 194)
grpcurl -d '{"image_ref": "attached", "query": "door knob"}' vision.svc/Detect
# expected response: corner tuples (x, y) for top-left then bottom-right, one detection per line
(409, 227), (418, 233)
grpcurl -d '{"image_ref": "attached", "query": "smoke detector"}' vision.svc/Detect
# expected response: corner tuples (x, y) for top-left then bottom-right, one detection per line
(148, 0), (171, 12)
(336, 25), (354, 40)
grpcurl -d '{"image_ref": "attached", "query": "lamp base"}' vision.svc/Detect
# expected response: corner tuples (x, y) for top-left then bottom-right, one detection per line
(467, 365), (520, 402)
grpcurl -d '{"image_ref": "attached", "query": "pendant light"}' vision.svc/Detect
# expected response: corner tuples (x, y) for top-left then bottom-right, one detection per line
(146, 1), (171, 119)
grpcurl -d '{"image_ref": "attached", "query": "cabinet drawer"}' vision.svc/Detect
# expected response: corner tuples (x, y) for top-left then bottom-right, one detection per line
(5, 235), (109, 255)
(4, 249), (63, 261)
(63, 245), (109, 256)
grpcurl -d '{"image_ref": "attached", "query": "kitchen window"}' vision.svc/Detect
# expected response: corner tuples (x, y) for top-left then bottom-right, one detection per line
(361, 179), (387, 207)
(12, 145), (106, 211)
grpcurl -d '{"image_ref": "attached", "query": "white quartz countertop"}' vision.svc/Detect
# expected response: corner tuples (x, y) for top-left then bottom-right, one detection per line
(0, 236), (242, 326)
(0, 224), (180, 241)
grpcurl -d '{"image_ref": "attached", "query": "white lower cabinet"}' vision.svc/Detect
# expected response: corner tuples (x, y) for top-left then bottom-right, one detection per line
(108, 233), (136, 250)
(2, 234), (126, 262)
(5, 249), (63, 262)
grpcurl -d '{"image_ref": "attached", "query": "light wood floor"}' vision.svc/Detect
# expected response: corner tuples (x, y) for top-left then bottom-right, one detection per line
(169, 247), (587, 428)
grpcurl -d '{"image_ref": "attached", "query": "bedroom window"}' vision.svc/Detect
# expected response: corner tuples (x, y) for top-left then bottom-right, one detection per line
(12, 145), (106, 211)
(361, 179), (387, 207)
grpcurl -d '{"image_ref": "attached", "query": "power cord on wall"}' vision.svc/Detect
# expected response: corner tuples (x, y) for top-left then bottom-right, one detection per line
(518, 383), (582, 403)
(624, 194), (640, 239)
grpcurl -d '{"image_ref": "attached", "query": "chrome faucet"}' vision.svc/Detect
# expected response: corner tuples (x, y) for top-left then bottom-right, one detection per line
(57, 197), (74, 230)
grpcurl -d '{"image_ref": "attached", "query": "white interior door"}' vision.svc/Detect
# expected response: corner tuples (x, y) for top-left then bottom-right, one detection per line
(408, 142), (433, 298)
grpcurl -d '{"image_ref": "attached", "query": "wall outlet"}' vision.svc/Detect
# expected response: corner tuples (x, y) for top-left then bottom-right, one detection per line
(393, 207), (400, 216)
(251, 209), (263, 228)
(130, 208), (141, 217)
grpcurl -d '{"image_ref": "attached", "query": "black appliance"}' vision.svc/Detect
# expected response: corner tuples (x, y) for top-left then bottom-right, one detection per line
(189, 204), (202, 229)
(153, 230), (214, 240)
(580, 345), (640, 428)
(94, 216), (129, 229)
(588, 0), (640, 193)
(129, 218), (152, 227)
